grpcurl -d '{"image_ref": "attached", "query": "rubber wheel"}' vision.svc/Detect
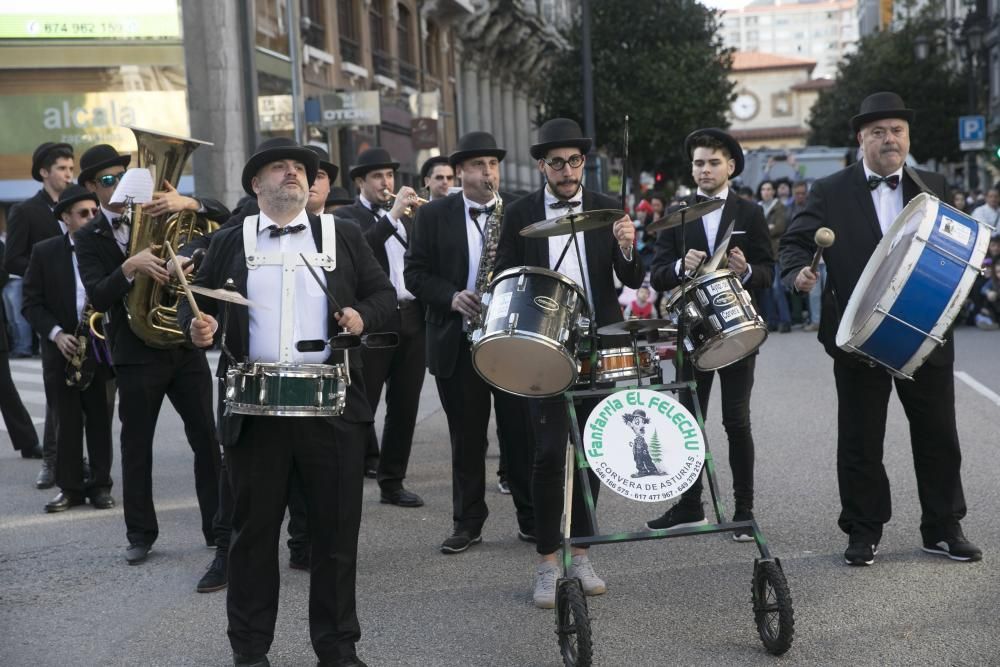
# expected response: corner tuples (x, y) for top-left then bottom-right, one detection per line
(555, 578), (593, 666)
(751, 559), (795, 655)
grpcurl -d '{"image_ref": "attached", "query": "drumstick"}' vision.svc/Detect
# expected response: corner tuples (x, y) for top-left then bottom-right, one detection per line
(809, 227), (835, 273)
(164, 241), (202, 320)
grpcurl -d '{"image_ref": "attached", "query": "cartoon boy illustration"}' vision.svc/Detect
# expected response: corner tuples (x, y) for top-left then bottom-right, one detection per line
(622, 409), (662, 478)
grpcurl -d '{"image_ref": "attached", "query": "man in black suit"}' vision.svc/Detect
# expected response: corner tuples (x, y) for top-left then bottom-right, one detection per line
(494, 118), (643, 608)
(644, 128), (773, 539)
(74, 143), (226, 566)
(337, 147), (425, 508)
(6, 142), (75, 486)
(23, 185), (115, 513)
(404, 131), (535, 554)
(780, 92), (981, 566)
(0, 238), (40, 458)
(181, 138), (395, 667)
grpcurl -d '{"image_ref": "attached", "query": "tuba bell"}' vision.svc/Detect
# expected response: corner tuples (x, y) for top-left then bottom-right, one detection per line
(122, 126), (216, 349)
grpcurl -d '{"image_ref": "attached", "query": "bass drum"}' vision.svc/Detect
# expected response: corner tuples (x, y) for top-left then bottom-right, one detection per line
(471, 266), (589, 397)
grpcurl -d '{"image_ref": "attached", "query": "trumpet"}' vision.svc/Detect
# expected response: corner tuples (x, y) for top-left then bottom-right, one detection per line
(381, 188), (428, 217)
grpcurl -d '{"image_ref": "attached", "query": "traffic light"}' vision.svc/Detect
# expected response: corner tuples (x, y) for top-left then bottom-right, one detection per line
(994, 144), (1000, 160)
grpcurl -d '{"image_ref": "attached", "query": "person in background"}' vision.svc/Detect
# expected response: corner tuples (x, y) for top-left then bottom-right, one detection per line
(624, 285), (654, 319)
(756, 179), (791, 334)
(325, 187), (354, 213)
(420, 156), (455, 201)
(951, 190), (969, 213)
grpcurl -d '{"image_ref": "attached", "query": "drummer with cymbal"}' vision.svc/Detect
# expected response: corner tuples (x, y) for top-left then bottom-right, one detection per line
(643, 128), (773, 540)
(780, 92), (981, 566)
(494, 117), (642, 609)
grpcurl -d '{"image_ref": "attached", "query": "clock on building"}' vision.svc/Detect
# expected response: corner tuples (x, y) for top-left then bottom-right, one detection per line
(731, 91), (760, 121)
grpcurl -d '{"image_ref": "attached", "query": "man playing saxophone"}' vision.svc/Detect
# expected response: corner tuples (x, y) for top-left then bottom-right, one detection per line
(404, 132), (535, 554)
(23, 184), (116, 514)
(74, 142), (228, 567)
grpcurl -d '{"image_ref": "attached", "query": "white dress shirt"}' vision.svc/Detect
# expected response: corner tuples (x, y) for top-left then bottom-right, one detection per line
(543, 186), (593, 304)
(48, 234), (88, 342)
(674, 187), (751, 283)
(359, 194), (414, 302)
(863, 163), (903, 236)
(463, 194), (498, 293)
(246, 210), (329, 364)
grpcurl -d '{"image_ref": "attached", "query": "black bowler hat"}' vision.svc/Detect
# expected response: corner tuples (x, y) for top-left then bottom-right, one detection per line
(449, 131), (506, 167)
(850, 91), (915, 133)
(77, 144), (131, 186)
(31, 142), (73, 182)
(420, 155), (450, 180)
(326, 186), (354, 207)
(530, 118), (592, 160)
(241, 137), (319, 196)
(348, 147), (400, 180)
(53, 184), (98, 219)
(302, 144), (339, 182)
(684, 128), (745, 178)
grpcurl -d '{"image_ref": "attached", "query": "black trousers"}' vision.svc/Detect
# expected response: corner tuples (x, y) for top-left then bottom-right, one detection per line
(362, 301), (426, 492)
(833, 357), (967, 543)
(226, 416), (365, 662)
(434, 338), (534, 535)
(48, 365), (115, 494)
(0, 351), (38, 452)
(115, 350), (220, 547)
(530, 394), (601, 556)
(676, 355), (756, 512)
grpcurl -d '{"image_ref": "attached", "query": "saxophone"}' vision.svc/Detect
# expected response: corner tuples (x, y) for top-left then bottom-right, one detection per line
(64, 300), (106, 390)
(467, 177), (503, 337)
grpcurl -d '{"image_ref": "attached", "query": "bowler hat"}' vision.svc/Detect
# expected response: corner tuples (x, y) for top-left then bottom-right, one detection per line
(530, 118), (592, 160)
(850, 92), (915, 133)
(302, 144), (339, 183)
(449, 131), (506, 168)
(326, 186), (354, 207)
(348, 147), (400, 180)
(241, 137), (319, 196)
(622, 409), (651, 424)
(420, 155), (450, 180)
(77, 144), (131, 186)
(31, 142), (73, 182)
(53, 184), (99, 219)
(684, 128), (745, 178)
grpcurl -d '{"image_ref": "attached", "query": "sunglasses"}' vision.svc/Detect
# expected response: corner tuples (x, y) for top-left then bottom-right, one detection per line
(72, 207), (99, 218)
(97, 172), (124, 188)
(543, 154), (585, 171)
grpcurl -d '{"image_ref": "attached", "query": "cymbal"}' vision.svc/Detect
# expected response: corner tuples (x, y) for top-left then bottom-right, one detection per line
(188, 284), (265, 309)
(644, 198), (725, 234)
(597, 319), (674, 336)
(520, 209), (625, 239)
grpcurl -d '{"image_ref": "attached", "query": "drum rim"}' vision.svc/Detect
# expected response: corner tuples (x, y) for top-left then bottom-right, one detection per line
(471, 331), (578, 398)
(225, 403), (345, 417)
(490, 265), (588, 303)
(227, 362), (347, 379)
(690, 320), (768, 371)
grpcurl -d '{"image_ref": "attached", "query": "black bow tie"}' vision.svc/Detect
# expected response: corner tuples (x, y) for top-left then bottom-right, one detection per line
(268, 223), (307, 237)
(549, 200), (581, 210)
(469, 205), (496, 218)
(368, 202), (386, 216)
(695, 194), (722, 204)
(867, 174), (900, 190)
(110, 217), (126, 230)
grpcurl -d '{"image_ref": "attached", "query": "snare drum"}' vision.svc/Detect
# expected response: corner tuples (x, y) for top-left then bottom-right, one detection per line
(666, 270), (767, 371)
(224, 362), (348, 417)
(471, 266), (589, 397)
(578, 346), (658, 384)
(837, 193), (992, 378)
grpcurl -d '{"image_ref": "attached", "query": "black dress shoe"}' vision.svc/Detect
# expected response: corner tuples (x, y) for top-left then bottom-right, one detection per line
(379, 488), (424, 507)
(125, 543), (151, 565)
(44, 491), (86, 513)
(364, 465), (378, 479)
(233, 653), (271, 667)
(88, 488), (115, 510)
(20, 443), (43, 459)
(289, 552), (310, 571)
(196, 551), (228, 592)
(35, 462), (55, 490)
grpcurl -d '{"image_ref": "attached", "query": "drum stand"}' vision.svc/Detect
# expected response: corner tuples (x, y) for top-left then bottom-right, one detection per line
(551, 210), (794, 666)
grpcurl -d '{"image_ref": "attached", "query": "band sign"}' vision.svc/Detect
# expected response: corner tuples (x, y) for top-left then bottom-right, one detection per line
(319, 91), (380, 127)
(583, 389), (705, 502)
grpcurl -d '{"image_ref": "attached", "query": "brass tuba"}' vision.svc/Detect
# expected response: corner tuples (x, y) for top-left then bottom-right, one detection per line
(122, 126), (215, 349)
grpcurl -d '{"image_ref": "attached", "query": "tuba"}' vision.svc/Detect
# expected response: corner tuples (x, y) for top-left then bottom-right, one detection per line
(122, 126), (215, 349)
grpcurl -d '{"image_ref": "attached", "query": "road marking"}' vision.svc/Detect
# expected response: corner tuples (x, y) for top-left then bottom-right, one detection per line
(955, 371), (1000, 407)
(11, 370), (44, 385)
(0, 498), (200, 531)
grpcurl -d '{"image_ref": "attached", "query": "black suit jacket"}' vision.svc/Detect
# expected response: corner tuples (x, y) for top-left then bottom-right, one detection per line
(495, 188), (645, 328)
(176, 212), (397, 445)
(779, 162), (951, 365)
(21, 233), (78, 371)
(4, 189), (60, 277)
(650, 190), (774, 295)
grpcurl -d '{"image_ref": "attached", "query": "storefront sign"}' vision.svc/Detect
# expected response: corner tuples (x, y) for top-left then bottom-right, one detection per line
(319, 91), (380, 127)
(0, 0), (180, 39)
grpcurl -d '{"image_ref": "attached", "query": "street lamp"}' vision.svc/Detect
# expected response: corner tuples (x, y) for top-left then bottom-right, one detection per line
(961, 12), (986, 192)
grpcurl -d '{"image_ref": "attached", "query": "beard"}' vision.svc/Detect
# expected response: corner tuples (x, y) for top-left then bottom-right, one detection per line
(259, 178), (309, 214)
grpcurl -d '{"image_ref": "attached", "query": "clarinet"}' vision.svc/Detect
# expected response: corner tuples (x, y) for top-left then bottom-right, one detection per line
(467, 178), (504, 338)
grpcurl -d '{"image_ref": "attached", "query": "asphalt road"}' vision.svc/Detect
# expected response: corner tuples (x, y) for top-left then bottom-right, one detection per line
(2, 327), (999, 666)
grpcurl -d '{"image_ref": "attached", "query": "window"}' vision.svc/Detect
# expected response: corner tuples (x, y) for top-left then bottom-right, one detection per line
(255, 0), (288, 55)
(425, 22), (441, 78)
(398, 5), (417, 86)
(301, 0), (326, 50)
(338, 0), (360, 63)
(369, 0), (391, 76)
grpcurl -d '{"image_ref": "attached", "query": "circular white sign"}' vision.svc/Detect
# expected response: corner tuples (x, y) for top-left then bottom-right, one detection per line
(583, 389), (705, 502)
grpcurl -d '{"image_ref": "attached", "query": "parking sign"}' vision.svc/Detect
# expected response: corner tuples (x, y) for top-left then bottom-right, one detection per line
(959, 115), (985, 151)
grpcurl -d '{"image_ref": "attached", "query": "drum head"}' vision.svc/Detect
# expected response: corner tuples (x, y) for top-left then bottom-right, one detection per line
(693, 326), (767, 371)
(472, 335), (576, 397)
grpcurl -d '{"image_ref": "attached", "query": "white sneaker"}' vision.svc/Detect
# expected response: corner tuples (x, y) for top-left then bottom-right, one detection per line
(569, 554), (607, 596)
(533, 562), (560, 609)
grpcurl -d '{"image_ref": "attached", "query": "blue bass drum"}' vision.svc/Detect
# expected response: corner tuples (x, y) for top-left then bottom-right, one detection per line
(836, 193), (992, 379)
